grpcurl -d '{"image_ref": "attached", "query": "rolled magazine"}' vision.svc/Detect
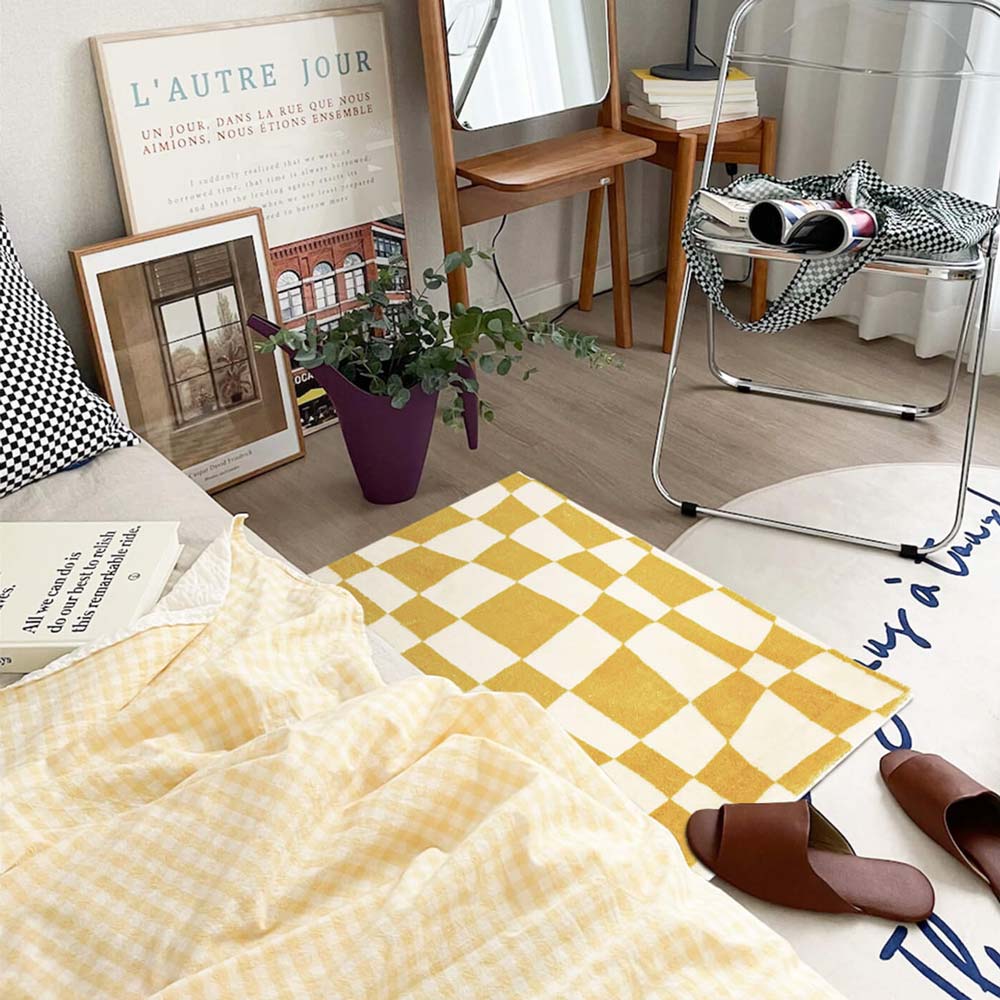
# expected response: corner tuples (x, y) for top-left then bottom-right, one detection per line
(747, 198), (878, 256)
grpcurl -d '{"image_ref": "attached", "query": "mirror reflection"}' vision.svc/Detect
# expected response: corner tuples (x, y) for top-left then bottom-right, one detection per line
(444, 0), (611, 130)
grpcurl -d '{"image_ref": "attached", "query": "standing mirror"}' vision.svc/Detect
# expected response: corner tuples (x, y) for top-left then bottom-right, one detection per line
(444, 0), (611, 130)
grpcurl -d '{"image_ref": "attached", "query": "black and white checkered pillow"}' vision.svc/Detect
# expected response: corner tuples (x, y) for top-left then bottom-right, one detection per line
(0, 209), (137, 497)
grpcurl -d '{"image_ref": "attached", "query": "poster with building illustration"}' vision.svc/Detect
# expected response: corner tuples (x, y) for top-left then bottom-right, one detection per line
(92, 8), (409, 434)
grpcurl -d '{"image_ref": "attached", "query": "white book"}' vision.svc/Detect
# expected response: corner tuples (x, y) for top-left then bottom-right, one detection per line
(627, 83), (757, 110)
(698, 191), (753, 228)
(626, 102), (759, 130)
(629, 68), (757, 100)
(0, 521), (182, 673)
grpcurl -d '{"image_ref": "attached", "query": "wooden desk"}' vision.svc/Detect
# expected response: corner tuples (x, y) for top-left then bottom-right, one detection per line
(580, 112), (778, 352)
(419, 0), (656, 350)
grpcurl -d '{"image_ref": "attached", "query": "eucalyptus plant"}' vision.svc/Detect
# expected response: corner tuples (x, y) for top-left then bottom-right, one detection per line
(256, 249), (620, 428)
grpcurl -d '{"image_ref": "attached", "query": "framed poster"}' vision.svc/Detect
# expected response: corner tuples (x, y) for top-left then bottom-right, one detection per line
(71, 209), (304, 493)
(91, 7), (410, 436)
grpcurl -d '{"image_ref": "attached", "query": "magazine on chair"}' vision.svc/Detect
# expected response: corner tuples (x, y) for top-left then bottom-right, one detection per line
(0, 521), (181, 674)
(747, 198), (878, 256)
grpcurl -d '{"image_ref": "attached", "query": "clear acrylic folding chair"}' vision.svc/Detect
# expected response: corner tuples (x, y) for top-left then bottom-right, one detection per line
(652, 0), (1000, 559)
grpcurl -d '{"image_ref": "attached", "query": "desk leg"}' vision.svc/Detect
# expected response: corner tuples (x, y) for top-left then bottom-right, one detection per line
(750, 117), (778, 322)
(664, 133), (697, 353)
(579, 186), (605, 313)
(608, 165), (633, 349)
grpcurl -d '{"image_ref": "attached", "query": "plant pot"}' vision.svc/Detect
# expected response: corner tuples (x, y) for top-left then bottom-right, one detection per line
(310, 364), (438, 504)
(247, 315), (478, 505)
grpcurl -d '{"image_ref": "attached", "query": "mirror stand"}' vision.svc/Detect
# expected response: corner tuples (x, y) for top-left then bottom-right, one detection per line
(417, 0), (655, 348)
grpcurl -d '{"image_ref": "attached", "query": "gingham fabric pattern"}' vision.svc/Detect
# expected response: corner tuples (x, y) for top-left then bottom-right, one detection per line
(0, 522), (843, 1000)
(315, 474), (909, 863)
(0, 208), (136, 497)
(682, 158), (1000, 333)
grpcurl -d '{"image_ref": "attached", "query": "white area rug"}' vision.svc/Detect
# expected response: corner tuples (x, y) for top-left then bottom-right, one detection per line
(668, 463), (1000, 1000)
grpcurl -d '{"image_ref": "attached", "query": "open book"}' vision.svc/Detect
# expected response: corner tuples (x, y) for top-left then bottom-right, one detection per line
(747, 198), (878, 256)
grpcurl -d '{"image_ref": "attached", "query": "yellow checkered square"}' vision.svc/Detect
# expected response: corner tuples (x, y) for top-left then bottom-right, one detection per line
(320, 474), (910, 862)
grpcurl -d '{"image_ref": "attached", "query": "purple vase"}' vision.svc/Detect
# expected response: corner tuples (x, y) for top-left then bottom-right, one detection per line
(249, 315), (478, 504)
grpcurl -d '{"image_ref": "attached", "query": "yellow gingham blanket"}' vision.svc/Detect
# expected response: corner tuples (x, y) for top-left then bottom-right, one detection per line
(0, 522), (841, 999)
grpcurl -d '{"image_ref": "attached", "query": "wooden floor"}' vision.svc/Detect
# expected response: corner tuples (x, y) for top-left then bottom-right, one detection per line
(217, 282), (1000, 572)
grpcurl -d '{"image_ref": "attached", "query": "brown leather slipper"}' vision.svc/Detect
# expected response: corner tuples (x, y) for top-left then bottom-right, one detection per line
(686, 800), (934, 922)
(881, 749), (1000, 901)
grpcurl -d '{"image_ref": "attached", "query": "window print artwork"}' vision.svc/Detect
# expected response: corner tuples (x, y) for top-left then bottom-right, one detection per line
(374, 233), (403, 261)
(343, 253), (367, 301)
(148, 245), (260, 427)
(277, 269), (305, 322)
(265, 217), (410, 436)
(77, 217), (302, 492)
(312, 261), (338, 311)
(374, 231), (409, 290)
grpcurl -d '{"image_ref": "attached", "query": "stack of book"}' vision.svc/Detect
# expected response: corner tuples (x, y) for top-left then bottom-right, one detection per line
(626, 68), (758, 131)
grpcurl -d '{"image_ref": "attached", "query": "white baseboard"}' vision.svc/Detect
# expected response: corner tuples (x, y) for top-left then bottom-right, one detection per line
(486, 244), (667, 319)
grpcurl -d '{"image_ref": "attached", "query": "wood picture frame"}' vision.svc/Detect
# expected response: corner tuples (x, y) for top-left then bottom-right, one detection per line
(91, 6), (410, 436)
(71, 209), (305, 494)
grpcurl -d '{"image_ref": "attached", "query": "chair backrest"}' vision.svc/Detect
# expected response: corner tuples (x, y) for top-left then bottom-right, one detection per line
(702, 0), (1000, 203)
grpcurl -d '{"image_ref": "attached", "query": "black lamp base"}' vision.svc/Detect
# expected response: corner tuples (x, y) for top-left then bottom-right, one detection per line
(650, 62), (720, 81)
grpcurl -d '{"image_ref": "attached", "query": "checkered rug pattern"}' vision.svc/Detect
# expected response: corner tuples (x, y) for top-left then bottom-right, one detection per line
(313, 474), (909, 862)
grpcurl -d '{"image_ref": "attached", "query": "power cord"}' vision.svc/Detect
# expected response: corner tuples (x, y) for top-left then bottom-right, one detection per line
(491, 213), (665, 326)
(489, 198), (745, 330)
(694, 44), (718, 67)
(491, 215), (524, 324)
(549, 268), (666, 325)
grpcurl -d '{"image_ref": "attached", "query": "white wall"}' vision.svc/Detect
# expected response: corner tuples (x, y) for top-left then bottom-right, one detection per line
(0, 1), (685, 385)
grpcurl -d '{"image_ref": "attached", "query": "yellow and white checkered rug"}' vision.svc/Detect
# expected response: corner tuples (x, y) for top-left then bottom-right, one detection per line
(314, 474), (909, 861)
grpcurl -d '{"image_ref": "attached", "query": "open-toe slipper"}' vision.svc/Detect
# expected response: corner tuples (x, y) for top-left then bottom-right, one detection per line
(686, 799), (934, 922)
(881, 749), (1000, 901)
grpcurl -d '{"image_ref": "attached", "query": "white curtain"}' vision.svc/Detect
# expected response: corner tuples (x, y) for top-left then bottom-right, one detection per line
(704, 0), (1000, 373)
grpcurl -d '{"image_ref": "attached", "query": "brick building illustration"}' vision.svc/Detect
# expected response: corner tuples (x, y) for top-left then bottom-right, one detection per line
(268, 215), (409, 330)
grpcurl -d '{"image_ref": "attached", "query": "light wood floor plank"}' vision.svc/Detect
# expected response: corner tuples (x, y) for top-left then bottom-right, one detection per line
(218, 283), (1000, 571)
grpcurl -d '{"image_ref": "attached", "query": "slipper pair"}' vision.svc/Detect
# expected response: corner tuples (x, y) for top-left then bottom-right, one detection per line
(686, 750), (1000, 923)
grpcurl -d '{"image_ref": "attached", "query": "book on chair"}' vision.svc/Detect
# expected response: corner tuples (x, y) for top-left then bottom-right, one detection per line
(0, 521), (181, 673)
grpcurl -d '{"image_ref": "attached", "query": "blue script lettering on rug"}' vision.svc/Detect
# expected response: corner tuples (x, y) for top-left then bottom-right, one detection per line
(881, 914), (1000, 999)
(857, 485), (1000, 679)
(852, 483), (1000, 996)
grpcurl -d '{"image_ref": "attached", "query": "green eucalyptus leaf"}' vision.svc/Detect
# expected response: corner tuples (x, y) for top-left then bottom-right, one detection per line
(443, 252), (466, 274)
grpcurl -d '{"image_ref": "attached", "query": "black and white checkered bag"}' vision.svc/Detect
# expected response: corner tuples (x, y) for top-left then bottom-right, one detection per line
(682, 158), (1000, 334)
(0, 209), (136, 498)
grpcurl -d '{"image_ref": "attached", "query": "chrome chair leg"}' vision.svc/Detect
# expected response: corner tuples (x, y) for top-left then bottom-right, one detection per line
(652, 246), (995, 558)
(704, 280), (978, 420)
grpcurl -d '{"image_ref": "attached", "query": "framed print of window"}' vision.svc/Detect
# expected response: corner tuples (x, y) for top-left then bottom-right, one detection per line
(71, 209), (304, 493)
(147, 247), (260, 426)
(91, 9), (412, 438)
